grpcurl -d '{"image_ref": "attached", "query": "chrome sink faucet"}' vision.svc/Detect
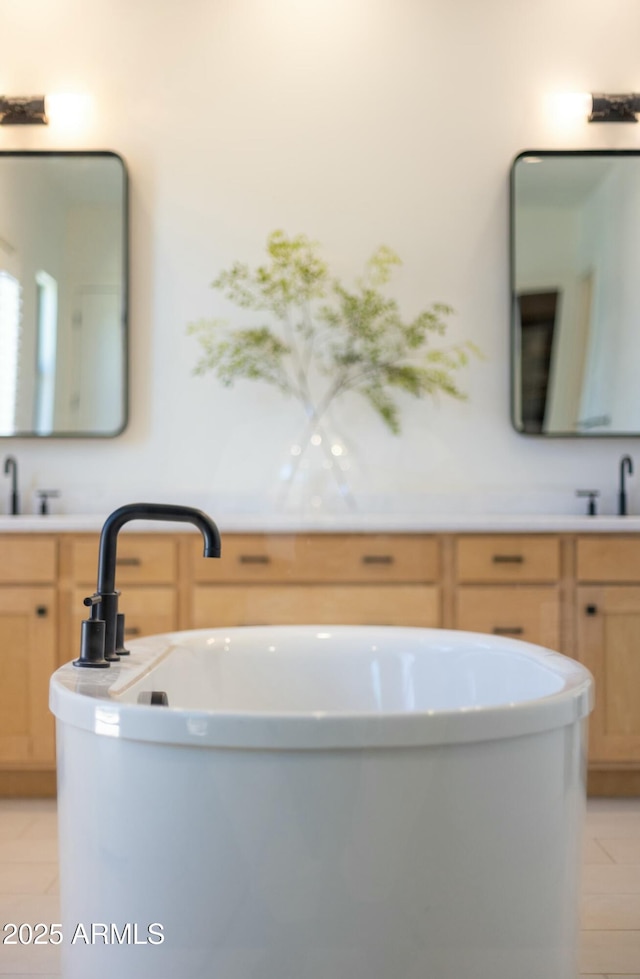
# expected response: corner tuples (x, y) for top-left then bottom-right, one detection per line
(618, 455), (634, 516)
(3, 456), (19, 515)
(74, 503), (221, 668)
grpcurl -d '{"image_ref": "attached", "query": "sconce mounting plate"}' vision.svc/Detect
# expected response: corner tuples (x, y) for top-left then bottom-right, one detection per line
(0, 96), (48, 126)
(589, 93), (640, 123)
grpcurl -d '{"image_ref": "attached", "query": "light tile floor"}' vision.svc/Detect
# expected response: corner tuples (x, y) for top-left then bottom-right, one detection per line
(0, 796), (638, 977)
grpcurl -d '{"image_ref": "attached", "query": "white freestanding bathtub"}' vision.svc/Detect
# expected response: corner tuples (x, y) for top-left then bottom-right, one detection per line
(50, 625), (593, 979)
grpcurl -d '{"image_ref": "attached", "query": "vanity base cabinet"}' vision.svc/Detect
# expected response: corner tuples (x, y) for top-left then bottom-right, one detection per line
(5, 529), (640, 797)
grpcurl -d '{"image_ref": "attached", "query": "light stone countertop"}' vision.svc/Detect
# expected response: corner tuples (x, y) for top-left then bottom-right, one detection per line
(0, 513), (639, 534)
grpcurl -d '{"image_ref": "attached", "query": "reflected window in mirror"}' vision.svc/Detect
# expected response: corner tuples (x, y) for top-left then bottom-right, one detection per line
(0, 151), (128, 437)
(0, 270), (20, 433)
(510, 150), (640, 437)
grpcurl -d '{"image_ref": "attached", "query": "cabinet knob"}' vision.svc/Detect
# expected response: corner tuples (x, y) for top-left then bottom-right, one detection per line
(116, 556), (142, 567)
(35, 605), (48, 617)
(585, 604), (598, 616)
(492, 626), (524, 636)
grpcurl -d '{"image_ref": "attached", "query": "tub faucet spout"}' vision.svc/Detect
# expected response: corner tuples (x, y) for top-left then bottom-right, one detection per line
(76, 503), (221, 667)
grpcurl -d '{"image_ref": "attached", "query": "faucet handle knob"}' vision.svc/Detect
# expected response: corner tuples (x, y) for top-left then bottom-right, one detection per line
(36, 489), (60, 515)
(576, 489), (600, 516)
(83, 593), (102, 609)
(74, 597), (109, 669)
(115, 612), (130, 657)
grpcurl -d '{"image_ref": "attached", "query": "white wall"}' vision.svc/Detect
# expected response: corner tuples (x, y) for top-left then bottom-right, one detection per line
(1, 0), (640, 517)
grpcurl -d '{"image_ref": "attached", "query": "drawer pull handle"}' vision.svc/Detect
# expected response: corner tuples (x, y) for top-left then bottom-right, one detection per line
(362, 555), (395, 565)
(116, 557), (142, 567)
(492, 626), (524, 635)
(238, 555), (271, 565)
(35, 605), (48, 618)
(585, 604), (598, 616)
(492, 555), (524, 564)
(125, 626), (141, 637)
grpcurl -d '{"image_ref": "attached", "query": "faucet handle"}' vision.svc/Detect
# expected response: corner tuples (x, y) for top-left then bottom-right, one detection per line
(36, 489), (60, 515)
(83, 593), (102, 609)
(73, 594), (109, 669)
(576, 489), (599, 516)
(115, 612), (130, 657)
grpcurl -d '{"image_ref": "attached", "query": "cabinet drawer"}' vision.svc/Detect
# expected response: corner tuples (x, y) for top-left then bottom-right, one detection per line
(193, 584), (440, 628)
(195, 534), (439, 584)
(456, 536), (560, 583)
(0, 537), (56, 584)
(70, 536), (177, 585)
(455, 586), (560, 649)
(577, 537), (640, 583)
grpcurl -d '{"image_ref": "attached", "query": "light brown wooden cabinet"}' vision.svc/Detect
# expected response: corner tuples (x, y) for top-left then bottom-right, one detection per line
(4, 528), (640, 796)
(0, 587), (57, 769)
(0, 537), (57, 785)
(191, 534), (440, 628)
(453, 535), (561, 648)
(575, 536), (640, 778)
(577, 585), (640, 766)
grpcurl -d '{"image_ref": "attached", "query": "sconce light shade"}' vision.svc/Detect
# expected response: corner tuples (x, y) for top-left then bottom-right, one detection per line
(589, 93), (640, 123)
(0, 96), (48, 125)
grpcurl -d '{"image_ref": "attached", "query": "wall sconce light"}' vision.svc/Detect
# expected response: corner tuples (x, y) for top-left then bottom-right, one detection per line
(0, 96), (48, 125)
(589, 93), (640, 123)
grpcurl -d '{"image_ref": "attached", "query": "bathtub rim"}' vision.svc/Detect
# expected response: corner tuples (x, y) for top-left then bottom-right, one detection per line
(50, 625), (593, 751)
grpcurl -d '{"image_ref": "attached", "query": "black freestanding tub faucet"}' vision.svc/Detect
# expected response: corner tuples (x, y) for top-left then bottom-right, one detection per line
(74, 503), (221, 668)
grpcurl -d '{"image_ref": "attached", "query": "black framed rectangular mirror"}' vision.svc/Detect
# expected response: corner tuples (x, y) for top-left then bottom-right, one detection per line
(510, 149), (640, 437)
(0, 150), (128, 437)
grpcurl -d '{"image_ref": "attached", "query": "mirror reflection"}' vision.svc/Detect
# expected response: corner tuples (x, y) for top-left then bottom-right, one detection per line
(0, 151), (127, 437)
(511, 150), (640, 436)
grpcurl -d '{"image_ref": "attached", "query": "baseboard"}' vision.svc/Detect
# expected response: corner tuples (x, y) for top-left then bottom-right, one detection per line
(0, 770), (56, 797)
(588, 769), (640, 797)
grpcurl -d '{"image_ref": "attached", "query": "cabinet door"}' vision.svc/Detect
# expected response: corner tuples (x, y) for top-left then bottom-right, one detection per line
(193, 585), (440, 628)
(577, 586), (640, 764)
(0, 587), (56, 766)
(455, 586), (560, 649)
